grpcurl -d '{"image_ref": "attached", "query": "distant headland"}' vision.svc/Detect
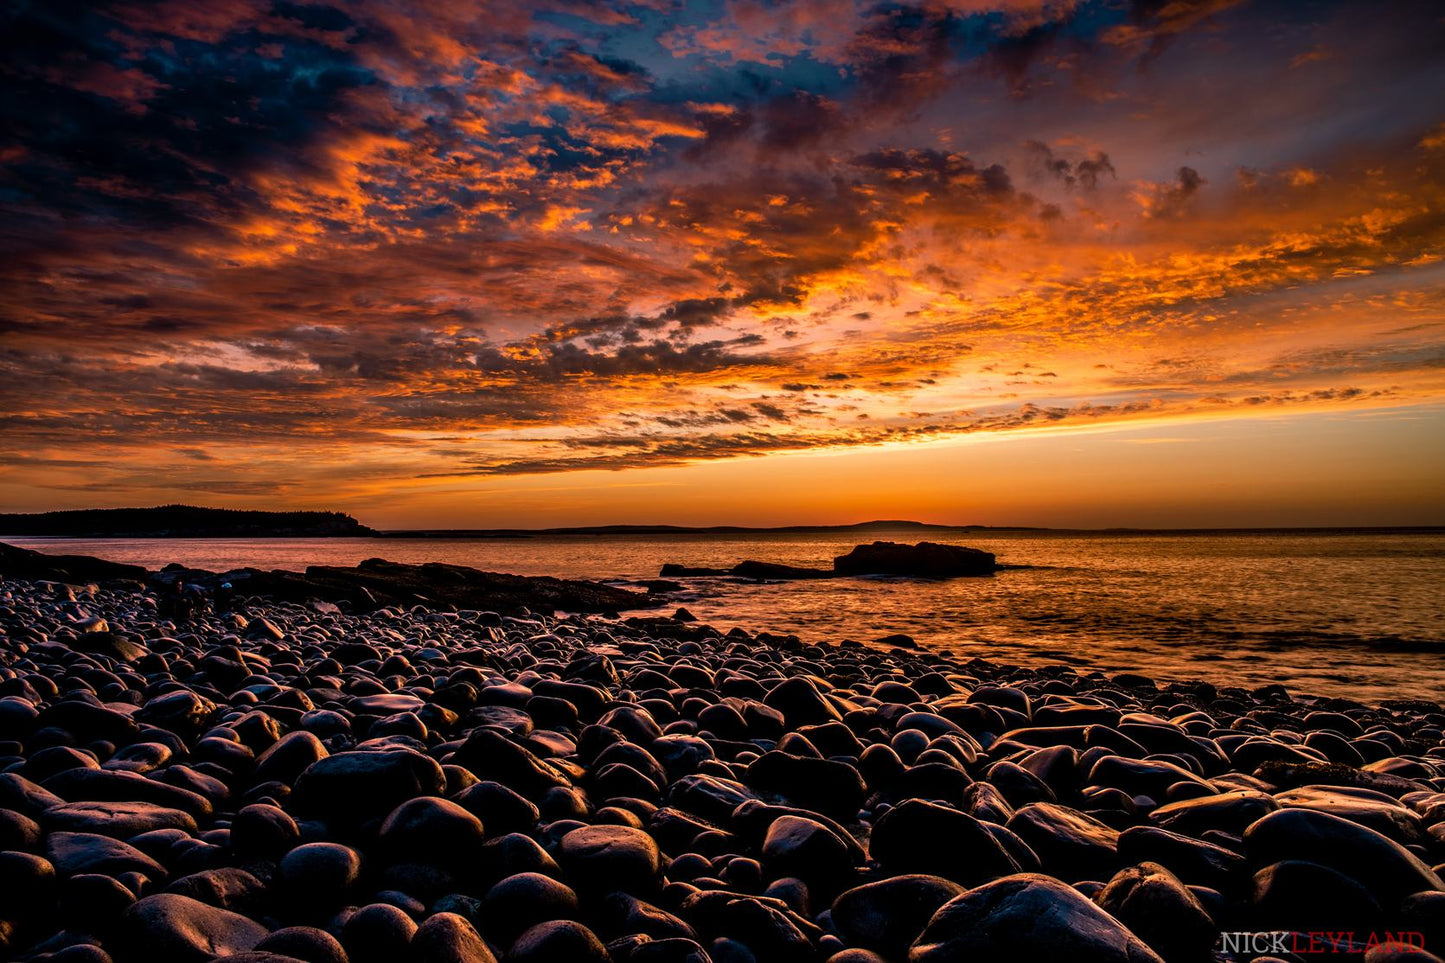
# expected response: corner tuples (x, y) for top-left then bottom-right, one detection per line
(0, 506), (375, 538)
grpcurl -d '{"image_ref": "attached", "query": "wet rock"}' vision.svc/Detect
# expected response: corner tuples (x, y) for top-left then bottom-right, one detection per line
(832, 542), (998, 578)
(341, 902), (417, 963)
(254, 926), (348, 963)
(411, 912), (498, 963)
(745, 752), (865, 819)
(482, 872), (580, 945)
(830, 875), (965, 960)
(110, 893), (267, 963)
(910, 873), (1164, 963)
(378, 796), (487, 872)
(762, 678), (841, 729)
(509, 919), (611, 963)
(1115, 826), (1245, 891)
(870, 799), (1022, 886)
(1097, 862), (1217, 963)
(292, 750), (446, 826)
(46, 831), (167, 880)
(1005, 803), (1121, 881)
(165, 866), (267, 913)
(1273, 785), (1428, 845)
(45, 800), (197, 838)
(1249, 859), (1384, 933)
(559, 824), (662, 895)
(276, 842), (362, 910)
(1149, 790), (1278, 837)
(1243, 808), (1445, 907)
(760, 815), (855, 890)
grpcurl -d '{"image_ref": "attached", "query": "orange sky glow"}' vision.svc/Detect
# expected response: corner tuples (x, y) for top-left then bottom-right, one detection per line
(2, 0), (1443, 527)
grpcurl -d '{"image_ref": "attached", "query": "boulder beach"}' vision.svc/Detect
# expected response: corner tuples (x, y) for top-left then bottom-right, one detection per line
(1, 551), (1442, 963)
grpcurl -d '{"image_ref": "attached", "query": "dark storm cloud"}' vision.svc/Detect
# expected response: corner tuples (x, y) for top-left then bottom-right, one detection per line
(1023, 140), (1117, 189)
(0, 0), (376, 248)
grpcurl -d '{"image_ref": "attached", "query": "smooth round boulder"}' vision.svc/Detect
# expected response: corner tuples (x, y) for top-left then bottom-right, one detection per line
(831, 875), (965, 960)
(410, 911), (498, 963)
(231, 804), (300, 860)
(761, 815), (855, 891)
(46, 831), (167, 881)
(482, 872), (580, 945)
(1243, 808), (1445, 907)
(111, 893), (267, 963)
(0, 850), (58, 918)
(341, 902), (417, 963)
(46, 800), (196, 839)
(558, 825), (662, 895)
(870, 799), (1021, 886)
(1250, 859), (1384, 933)
(910, 873), (1164, 963)
(277, 843), (362, 909)
(1097, 862), (1217, 963)
(378, 796), (487, 872)
(763, 678), (841, 729)
(292, 750), (446, 826)
(254, 926), (348, 963)
(452, 781), (539, 836)
(509, 919), (610, 963)
(1005, 803), (1120, 881)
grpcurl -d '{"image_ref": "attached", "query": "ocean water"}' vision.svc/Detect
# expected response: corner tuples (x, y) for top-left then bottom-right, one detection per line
(7, 530), (1444, 704)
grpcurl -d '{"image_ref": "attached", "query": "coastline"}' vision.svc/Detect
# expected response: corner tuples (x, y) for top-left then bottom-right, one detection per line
(0, 570), (1441, 962)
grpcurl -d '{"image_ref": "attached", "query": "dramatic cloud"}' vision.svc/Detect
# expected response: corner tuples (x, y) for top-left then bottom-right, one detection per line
(1, 0), (1443, 519)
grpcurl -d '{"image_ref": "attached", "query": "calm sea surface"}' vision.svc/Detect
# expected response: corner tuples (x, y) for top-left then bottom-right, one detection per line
(7, 531), (1444, 704)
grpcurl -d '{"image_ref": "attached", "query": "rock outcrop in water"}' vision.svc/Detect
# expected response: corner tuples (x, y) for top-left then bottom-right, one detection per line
(662, 541), (1001, 582)
(1, 543), (658, 615)
(833, 541), (998, 578)
(0, 569), (1442, 963)
(0, 542), (149, 585)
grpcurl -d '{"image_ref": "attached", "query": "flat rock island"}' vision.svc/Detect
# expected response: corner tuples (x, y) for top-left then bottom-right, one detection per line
(0, 555), (1441, 963)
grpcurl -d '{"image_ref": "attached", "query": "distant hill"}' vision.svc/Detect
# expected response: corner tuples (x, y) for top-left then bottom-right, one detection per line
(0, 506), (375, 538)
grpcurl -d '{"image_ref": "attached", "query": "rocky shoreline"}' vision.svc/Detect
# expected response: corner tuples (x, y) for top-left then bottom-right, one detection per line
(1, 574), (1443, 963)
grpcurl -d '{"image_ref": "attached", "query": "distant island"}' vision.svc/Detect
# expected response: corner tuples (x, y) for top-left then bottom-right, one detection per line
(0, 506), (375, 538)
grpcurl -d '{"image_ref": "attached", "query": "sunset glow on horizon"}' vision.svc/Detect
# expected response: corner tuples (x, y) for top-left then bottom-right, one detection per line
(3, 0), (1444, 527)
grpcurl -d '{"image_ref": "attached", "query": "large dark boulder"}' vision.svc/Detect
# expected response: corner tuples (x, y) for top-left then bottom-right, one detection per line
(111, 894), (267, 963)
(833, 541), (997, 578)
(910, 873), (1164, 962)
(832, 875), (965, 959)
(291, 749), (446, 826)
(0, 541), (149, 582)
(870, 799), (1022, 886)
(1242, 808), (1445, 907)
(1097, 862), (1218, 963)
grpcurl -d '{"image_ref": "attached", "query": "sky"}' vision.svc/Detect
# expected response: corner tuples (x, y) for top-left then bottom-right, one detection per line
(1, 0), (1443, 528)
